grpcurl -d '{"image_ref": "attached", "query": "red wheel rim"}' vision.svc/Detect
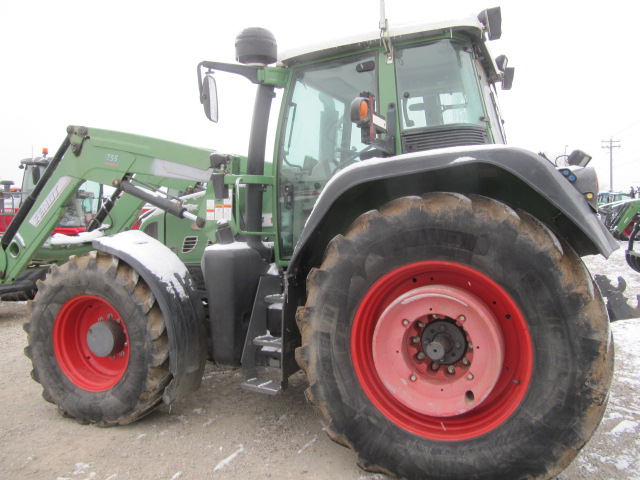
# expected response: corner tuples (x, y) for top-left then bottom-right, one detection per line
(53, 295), (130, 391)
(351, 261), (533, 441)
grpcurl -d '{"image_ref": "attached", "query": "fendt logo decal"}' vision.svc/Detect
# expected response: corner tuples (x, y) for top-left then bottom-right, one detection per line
(29, 176), (73, 227)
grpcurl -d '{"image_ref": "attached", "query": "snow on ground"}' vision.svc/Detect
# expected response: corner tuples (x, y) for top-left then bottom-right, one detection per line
(584, 240), (640, 309)
(557, 240), (640, 479)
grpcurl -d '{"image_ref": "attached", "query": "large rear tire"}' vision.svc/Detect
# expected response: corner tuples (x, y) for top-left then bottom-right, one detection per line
(24, 250), (171, 426)
(296, 193), (613, 480)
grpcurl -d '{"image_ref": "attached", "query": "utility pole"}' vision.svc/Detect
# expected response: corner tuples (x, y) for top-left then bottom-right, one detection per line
(602, 137), (621, 190)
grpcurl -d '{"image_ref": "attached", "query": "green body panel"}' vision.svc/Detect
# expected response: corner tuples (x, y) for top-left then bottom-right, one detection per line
(258, 67), (289, 86)
(139, 205), (208, 265)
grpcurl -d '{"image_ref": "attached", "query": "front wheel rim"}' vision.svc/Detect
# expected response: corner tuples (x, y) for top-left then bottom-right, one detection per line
(53, 295), (130, 391)
(351, 261), (533, 441)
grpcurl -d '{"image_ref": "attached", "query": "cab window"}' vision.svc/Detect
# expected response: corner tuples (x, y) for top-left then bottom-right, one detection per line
(278, 55), (376, 258)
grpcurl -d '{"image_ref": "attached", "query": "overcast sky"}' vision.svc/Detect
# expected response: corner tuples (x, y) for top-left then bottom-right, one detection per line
(1, 0), (638, 192)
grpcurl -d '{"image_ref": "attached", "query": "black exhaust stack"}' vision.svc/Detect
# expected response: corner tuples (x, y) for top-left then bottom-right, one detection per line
(236, 27), (278, 259)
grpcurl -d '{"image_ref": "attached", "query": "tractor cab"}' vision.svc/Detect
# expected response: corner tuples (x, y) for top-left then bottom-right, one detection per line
(200, 9), (513, 260)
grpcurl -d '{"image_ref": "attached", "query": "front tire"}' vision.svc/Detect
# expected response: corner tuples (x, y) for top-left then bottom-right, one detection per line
(297, 193), (613, 480)
(24, 250), (171, 426)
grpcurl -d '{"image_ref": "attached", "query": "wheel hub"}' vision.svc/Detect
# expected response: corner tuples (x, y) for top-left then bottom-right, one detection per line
(54, 295), (130, 391)
(87, 319), (126, 357)
(422, 320), (466, 364)
(371, 285), (505, 417)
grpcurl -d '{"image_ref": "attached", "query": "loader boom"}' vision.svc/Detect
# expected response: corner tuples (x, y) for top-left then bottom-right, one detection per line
(0, 127), (217, 285)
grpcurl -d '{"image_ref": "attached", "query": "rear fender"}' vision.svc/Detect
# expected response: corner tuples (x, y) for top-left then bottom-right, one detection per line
(93, 230), (206, 404)
(287, 145), (617, 280)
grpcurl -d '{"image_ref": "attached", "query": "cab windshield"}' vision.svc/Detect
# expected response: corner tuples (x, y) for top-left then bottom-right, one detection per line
(277, 54), (376, 259)
(395, 39), (486, 131)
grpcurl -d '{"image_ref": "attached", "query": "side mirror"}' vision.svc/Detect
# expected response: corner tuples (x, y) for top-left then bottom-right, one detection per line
(478, 7), (502, 40)
(201, 74), (219, 123)
(495, 55), (508, 72)
(502, 67), (515, 90)
(495, 55), (514, 90)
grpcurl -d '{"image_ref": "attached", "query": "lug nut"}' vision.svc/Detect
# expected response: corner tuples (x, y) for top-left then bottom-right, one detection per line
(417, 321), (426, 328)
(411, 336), (421, 344)
(98, 317), (104, 322)
(107, 313), (114, 320)
(432, 314), (439, 319)
(118, 351), (125, 357)
(468, 342), (474, 350)
(447, 365), (456, 374)
(416, 352), (426, 360)
(431, 362), (440, 371)
(462, 357), (470, 366)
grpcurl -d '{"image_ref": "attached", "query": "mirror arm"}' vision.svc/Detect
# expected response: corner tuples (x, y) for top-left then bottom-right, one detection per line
(197, 61), (260, 87)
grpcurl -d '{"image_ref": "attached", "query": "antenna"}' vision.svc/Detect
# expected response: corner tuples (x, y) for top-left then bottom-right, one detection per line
(379, 0), (393, 63)
(379, 0), (387, 29)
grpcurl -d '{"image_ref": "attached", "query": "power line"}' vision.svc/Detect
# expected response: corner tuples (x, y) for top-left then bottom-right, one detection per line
(613, 120), (640, 138)
(602, 138), (621, 189)
(616, 158), (640, 168)
(616, 147), (640, 163)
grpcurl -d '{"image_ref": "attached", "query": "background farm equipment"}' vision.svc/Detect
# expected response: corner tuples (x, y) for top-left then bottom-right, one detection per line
(599, 197), (640, 240)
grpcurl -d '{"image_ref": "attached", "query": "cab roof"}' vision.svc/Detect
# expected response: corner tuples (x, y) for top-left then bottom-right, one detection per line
(279, 15), (488, 65)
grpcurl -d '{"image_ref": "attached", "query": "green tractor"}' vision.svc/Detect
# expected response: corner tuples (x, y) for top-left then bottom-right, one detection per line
(599, 196), (640, 240)
(597, 195), (640, 272)
(0, 7), (617, 480)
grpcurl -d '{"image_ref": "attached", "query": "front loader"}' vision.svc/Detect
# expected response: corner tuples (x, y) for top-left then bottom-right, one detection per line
(2, 6), (618, 480)
(0, 149), (103, 301)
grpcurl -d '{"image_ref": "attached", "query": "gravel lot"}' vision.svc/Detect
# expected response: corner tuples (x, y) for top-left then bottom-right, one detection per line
(1, 243), (639, 480)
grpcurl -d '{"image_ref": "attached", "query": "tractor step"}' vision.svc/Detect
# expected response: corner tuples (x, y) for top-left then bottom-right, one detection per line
(240, 275), (286, 396)
(253, 334), (282, 350)
(240, 377), (282, 395)
(265, 293), (284, 304)
(240, 274), (300, 396)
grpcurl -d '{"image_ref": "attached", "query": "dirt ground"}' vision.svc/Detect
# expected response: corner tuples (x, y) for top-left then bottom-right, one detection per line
(1, 245), (639, 479)
(0, 301), (367, 480)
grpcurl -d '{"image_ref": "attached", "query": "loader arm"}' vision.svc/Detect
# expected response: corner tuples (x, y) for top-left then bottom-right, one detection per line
(0, 126), (217, 285)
